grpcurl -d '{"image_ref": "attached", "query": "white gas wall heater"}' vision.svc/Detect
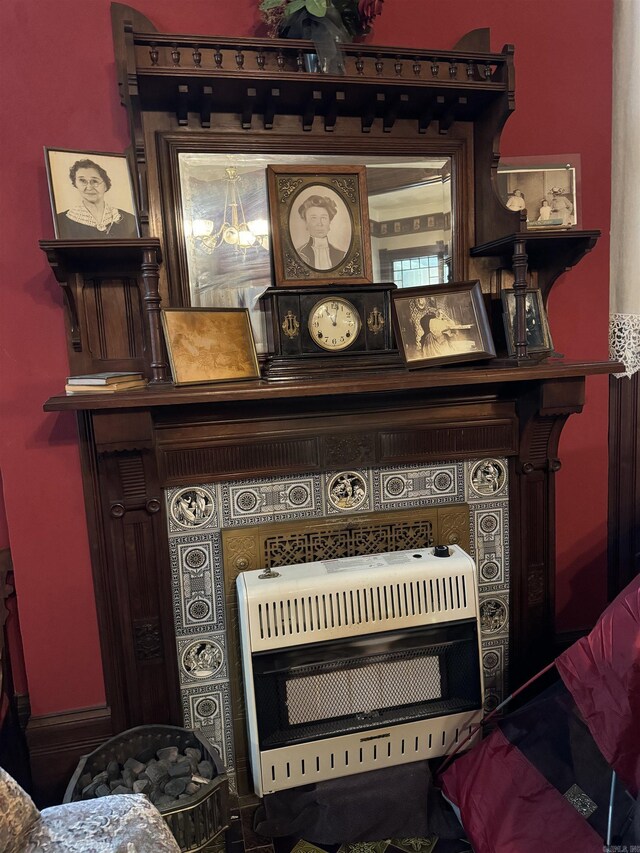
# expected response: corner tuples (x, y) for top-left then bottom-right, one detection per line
(237, 545), (484, 796)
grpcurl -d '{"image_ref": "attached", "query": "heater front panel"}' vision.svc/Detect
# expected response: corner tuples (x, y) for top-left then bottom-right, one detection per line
(258, 711), (482, 795)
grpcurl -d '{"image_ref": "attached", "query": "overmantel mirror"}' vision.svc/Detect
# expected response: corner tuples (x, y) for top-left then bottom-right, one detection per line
(155, 136), (469, 355)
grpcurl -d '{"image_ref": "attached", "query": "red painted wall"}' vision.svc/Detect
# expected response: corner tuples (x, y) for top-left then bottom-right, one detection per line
(0, 0), (612, 716)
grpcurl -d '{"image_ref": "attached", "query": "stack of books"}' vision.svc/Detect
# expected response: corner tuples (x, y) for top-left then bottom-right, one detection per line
(65, 372), (148, 394)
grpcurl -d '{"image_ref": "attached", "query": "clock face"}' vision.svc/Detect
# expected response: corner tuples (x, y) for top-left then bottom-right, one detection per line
(308, 297), (362, 352)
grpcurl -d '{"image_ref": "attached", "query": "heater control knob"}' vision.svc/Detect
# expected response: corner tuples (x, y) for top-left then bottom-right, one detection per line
(433, 545), (451, 558)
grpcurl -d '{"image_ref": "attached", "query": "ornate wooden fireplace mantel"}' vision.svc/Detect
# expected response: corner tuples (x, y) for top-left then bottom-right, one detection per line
(43, 362), (614, 742)
(39, 4), (621, 801)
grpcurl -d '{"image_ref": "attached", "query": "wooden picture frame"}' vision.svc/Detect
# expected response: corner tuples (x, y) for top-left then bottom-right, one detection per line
(266, 165), (373, 286)
(392, 281), (496, 369)
(501, 288), (554, 357)
(161, 308), (260, 385)
(44, 147), (140, 239)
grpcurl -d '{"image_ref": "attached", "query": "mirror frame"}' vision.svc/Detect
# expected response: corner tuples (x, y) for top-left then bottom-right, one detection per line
(155, 131), (473, 314)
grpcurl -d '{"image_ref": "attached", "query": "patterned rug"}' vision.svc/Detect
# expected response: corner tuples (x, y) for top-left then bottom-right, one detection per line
(273, 836), (471, 853)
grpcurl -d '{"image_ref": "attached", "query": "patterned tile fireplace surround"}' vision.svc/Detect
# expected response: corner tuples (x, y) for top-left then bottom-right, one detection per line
(164, 457), (510, 796)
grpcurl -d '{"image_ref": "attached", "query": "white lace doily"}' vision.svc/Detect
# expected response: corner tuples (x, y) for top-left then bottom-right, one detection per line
(609, 313), (640, 378)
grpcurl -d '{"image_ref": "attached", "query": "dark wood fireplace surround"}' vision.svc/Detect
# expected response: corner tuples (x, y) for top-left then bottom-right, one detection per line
(36, 4), (619, 804)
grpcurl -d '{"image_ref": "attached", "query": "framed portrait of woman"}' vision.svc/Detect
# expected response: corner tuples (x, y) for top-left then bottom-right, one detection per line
(44, 148), (140, 240)
(392, 280), (496, 369)
(266, 165), (373, 286)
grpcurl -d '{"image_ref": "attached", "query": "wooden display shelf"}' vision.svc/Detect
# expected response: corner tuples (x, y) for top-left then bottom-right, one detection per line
(45, 359), (620, 411)
(472, 230), (601, 298)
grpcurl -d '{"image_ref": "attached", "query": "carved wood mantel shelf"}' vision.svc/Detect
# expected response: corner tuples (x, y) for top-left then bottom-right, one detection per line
(45, 360), (615, 411)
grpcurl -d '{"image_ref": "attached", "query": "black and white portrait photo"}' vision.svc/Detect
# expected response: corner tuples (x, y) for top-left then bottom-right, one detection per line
(45, 148), (140, 240)
(289, 186), (352, 271)
(267, 165), (373, 286)
(497, 159), (579, 230)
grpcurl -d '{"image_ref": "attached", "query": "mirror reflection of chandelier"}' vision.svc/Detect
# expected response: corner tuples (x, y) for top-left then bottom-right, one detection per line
(192, 166), (269, 255)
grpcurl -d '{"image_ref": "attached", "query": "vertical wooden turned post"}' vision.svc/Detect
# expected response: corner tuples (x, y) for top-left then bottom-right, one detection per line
(512, 235), (530, 361)
(140, 247), (170, 384)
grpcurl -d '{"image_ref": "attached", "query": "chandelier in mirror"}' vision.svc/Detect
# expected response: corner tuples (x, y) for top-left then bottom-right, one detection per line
(190, 166), (269, 254)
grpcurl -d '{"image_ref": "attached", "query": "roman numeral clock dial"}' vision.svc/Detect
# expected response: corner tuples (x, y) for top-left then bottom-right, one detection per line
(309, 297), (362, 352)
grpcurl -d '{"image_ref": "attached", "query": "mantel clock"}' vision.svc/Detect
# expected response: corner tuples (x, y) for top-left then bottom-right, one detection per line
(260, 284), (401, 380)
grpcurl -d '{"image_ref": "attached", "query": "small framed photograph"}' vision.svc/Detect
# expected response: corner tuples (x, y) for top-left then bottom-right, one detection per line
(392, 280), (496, 369)
(161, 308), (260, 386)
(501, 288), (553, 357)
(44, 148), (140, 239)
(266, 165), (373, 286)
(497, 155), (580, 230)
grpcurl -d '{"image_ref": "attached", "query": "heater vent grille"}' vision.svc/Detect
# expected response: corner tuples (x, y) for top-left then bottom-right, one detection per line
(259, 713), (482, 795)
(254, 574), (468, 647)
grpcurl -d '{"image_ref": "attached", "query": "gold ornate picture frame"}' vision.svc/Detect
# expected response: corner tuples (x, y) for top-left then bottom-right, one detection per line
(266, 165), (373, 286)
(161, 308), (260, 385)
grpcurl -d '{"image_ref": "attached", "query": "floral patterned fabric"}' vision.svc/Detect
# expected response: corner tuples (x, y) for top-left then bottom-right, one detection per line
(0, 767), (181, 853)
(0, 766), (40, 853)
(26, 795), (182, 853)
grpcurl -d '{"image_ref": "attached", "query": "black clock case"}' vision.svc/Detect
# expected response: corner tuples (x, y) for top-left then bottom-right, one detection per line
(261, 284), (403, 381)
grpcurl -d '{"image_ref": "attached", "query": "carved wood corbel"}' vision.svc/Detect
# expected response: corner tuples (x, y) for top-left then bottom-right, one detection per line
(509, 376), (586, 682)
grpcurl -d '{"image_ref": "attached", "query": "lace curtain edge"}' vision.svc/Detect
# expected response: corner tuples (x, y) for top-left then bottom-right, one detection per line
(609, 312), (640, 378)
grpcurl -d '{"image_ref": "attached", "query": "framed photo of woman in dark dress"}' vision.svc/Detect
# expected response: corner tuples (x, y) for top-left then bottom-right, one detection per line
(392, 281), (496, 369)
(45, 148), (140, 239)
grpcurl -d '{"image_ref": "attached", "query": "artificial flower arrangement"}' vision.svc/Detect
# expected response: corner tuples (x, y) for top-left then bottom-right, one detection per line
(259, 0), (384, 43)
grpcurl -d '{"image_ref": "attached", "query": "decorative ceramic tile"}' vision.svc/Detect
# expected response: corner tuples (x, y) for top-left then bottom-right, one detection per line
(480, 638), (507, 704)
(181, 680), (234, 770)
(324, 469), (371, 513)
(177, 632), (228, 686)
(469, 502), (509, 587)
(466, 457), (508, 500)
(220, 475), (321, 526)
(479, 593), (510, 639)
(483, 687), (501, 712)
(166, 456), (513, 777)
(169, 534), (225, 635)
(272, 475), (324, 523)
(372, 462), (464, 511)
(166, 484), (218, 535)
